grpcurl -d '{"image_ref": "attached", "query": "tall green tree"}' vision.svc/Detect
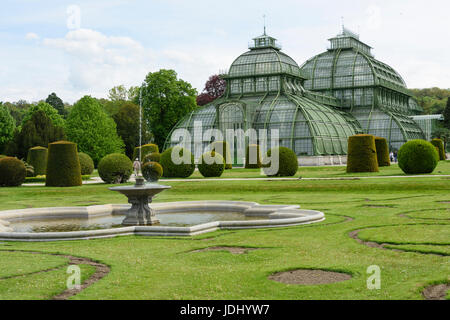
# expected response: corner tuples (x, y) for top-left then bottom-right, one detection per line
(109, 85), (140, 102)
(65, 96), (124, 164)
(443, 97), (450, 130)
(45, 93), (67, 117)
(139, 69), (197, 148)
(113, 102), (152, 159)
(22, 102), (65, 128)
(0, 103), (16, 153)
(5, 110), (66, 159)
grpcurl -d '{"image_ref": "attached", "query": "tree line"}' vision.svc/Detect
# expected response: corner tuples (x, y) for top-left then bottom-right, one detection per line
(0, 70), (226, 165)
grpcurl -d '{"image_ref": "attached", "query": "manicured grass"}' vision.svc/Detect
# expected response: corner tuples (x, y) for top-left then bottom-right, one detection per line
(167, 161), (450, 179)
(0, 166), (449, 300)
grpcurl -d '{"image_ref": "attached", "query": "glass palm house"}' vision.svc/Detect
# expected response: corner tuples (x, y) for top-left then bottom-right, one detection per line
(165, 28), (425, 165)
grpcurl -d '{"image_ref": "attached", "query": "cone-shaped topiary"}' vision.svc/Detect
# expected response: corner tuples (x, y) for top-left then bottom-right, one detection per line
(0, 157), (27, 187)
(46, 141), (82, 187)
(374, 137), (390, 167)
(346, 134), (379, 173)
(263, 147), (298, 177)
(245, 144), (262, 169)
(398, 140), (439, 174)
(198, 151), (225, 177)
(431, 138), (446, 160)
(27, 146), (48, 176)
(98, 153), (133, 184)
(143, 152), (161, 164)
(142, 161), (163, 182)
(160, 146), (195, 178)
(133, 144), (159, 161)
(78, 152), (94, 175)
(210, 141), (232, 169)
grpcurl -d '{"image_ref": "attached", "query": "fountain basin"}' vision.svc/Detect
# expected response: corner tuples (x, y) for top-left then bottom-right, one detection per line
(0, 201), (325, 241)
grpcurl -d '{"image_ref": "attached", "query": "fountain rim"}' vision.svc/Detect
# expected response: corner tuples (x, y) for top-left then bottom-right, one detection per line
(0, 200), (325, 242)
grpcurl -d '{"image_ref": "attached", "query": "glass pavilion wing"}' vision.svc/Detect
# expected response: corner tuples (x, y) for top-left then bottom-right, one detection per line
(165, 104), (217, 155)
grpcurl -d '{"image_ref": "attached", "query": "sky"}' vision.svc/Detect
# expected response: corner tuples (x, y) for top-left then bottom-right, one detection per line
(0, 0), (449, 104)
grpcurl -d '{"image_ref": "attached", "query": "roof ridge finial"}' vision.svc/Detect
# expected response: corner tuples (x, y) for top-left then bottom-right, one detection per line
(341, 16), (344, 33)
(263, 14), (266, 35)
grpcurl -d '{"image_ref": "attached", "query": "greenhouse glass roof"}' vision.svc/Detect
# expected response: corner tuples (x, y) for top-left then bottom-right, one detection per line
(165, 28), (425, 160)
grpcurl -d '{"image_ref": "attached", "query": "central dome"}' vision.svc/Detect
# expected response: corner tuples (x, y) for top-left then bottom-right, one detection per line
(228, 33), (308, 79)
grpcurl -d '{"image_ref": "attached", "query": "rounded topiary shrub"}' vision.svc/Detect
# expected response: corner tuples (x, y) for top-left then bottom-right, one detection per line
(98, 153), (133, 184)
(431, 138), (446, 161)
(26, 146), (48, 176)
(132, 144), (159, 162)
(46, 141), (82, 187)
(0, 157), (27, 187)
(143, 152), (161, 164)
(78, 152), (94, 175)
(160, 146), (195, 178)
(198, 152), (225, 177)
(398, 140), (439, 174)
(142, 161), (163, 182)
(374, 137), (390, 167)
(346, 134), (379, 173)
(263, 147), (298, 177)
(211, 141), (232, 169)
(245, 144), (262, 169)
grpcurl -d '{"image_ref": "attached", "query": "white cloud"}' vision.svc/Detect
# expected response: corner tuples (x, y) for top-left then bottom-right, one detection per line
(42, 28), (155, 95)
(38, 28), (237, 100)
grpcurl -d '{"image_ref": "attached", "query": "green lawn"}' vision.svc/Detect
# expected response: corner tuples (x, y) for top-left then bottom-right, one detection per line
(0, 164), (449, 300)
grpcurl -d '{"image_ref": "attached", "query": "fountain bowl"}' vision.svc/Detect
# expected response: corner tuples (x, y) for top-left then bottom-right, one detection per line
(0, 201), (325, 242)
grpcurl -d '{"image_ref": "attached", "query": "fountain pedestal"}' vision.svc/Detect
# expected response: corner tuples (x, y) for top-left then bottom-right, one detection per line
(109, 178), (171, 226)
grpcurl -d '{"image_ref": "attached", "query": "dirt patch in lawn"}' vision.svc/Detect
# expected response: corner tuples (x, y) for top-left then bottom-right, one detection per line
(422, 283), (450, 300)
(193, 246), (259, 255)
(53, 255), (110, 300)
(363, 204), (396, 208)
(269, 269), (351, 285)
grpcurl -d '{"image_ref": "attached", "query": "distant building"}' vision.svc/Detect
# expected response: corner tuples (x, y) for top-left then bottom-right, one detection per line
(165, 28), (426, 165)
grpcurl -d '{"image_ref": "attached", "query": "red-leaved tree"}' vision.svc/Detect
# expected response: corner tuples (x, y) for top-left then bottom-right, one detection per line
(196, 75), (226, 106)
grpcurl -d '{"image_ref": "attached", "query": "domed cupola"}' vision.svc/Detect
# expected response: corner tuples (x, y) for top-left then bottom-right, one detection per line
(225, 31), (309, 96)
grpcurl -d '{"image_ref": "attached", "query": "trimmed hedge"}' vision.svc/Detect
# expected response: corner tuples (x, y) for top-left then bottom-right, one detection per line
(198, 152), (225, 177)
(398, 139), (439, 174)
(27, 146), (48, 176)
(46, 141), (82, 187)
(98, 153), (133, 184)
(263, 147), (298, 177)
(0, 157), (27, 187)
(211, 141), (232, 169)
(346, 134), (379, 173)
(374, 137), (390, 167)
(142, 161), (163, 182)
(143, 152), (161, 164)
(245, 144), (262, 169)
(78, 152), (94, 175)
(431, 138), (446, 160)
(160, 146), (195, 178)
(132, 144), (159, 161)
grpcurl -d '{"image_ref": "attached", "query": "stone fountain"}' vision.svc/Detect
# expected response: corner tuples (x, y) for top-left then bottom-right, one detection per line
(109, 83), (171, 226)
(109, 178), (171, 226)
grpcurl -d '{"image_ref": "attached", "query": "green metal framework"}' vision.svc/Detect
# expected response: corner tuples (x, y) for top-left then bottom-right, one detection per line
(164, 32), (362, 161)
(300, 28), (425, 150)
(411, 114), (444, 141)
